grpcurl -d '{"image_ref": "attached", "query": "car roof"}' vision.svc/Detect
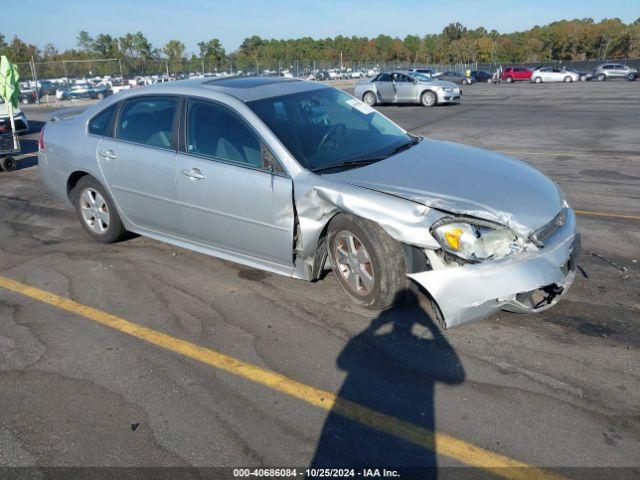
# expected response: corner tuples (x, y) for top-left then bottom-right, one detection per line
(116, 76), (328, 103)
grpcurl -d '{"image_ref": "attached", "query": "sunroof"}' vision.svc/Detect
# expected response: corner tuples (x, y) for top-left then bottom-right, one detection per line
(204, 76), (300, 89)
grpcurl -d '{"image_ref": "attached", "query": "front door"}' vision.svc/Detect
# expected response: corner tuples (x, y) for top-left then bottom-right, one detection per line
(175, 98), (295, 271)
(374, 74), (395, 103)
(394, 73), (416, 102)
(97, 95), (180, 234)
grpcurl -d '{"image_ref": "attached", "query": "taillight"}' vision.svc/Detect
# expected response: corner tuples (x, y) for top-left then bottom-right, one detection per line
(38, 126), (45, 152)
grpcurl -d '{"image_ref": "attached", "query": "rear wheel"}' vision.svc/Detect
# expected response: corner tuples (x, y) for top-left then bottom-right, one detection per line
(328, 214), (410, 310)
(363, 91), (377, 106)
(97, 92), (105, 100)
(420, 90), (437, 107)
(71, 176), (126, 243)
(0, 156), (16, 172)
(534, 77), (542, 83)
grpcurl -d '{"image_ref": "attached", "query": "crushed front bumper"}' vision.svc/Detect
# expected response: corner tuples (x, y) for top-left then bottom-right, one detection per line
(409, 209), (579, 328)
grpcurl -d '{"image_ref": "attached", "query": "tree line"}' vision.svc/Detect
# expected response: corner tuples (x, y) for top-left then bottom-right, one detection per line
(1, 17), (639, 69)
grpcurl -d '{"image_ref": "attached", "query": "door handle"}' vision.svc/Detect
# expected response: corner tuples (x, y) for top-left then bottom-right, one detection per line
(181, 168), (205, 180)
(98, 149), (118, 160)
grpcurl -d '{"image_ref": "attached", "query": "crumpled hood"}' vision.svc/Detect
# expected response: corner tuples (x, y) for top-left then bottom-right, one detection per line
(323, 139), (563, 236)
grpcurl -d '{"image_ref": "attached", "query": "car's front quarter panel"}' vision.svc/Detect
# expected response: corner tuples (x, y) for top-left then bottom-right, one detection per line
(291, 170), (445, 280)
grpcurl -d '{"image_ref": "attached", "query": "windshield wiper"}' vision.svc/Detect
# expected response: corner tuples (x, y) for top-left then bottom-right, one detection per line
(312, 136), (421, 174)
(312, 159), (379, 173)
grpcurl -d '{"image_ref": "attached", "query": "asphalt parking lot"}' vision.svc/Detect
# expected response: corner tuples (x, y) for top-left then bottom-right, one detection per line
(1, 81), (639, 479)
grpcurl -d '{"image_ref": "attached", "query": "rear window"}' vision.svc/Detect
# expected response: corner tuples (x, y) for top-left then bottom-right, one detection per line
(88, 103), (117, 137)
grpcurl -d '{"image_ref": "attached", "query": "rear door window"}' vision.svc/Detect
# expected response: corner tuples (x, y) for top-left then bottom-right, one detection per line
(117, 96), (178, 149)
(88, 103), (117, 137)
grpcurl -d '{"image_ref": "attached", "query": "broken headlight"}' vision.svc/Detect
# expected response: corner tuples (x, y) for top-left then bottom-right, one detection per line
(432, 219), (522, 262)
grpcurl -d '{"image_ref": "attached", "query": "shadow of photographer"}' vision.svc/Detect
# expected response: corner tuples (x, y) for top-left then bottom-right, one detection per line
(310, 292), (465, 479)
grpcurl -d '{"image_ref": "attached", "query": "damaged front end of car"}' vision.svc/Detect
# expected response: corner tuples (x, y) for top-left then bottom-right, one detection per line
(291, 167), (579, 329)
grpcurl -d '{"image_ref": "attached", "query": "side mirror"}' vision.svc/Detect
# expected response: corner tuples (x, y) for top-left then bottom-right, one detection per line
(261, 144), (285, 175)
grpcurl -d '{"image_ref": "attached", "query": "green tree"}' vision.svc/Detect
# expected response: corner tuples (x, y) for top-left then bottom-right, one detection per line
(198, 38), (225, 63)
(163, 39), (185, 62)
(76, 30), (94, 52)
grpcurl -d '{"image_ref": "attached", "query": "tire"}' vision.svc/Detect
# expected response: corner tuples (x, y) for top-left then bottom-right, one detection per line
(0, 156), (17, 172)
(597, 74), (606, 81)
(534, 77), (542, 83)
(21, 98), (29, 105)
(564, 76), (572, 82)
(97, 92), (105, 100)
(420, 90), (437, 107)
(462, 78), (468, 85)
(506, 76), (513, 83)
(363, 91), (377, 106)
(328, 214), (411, 310)
(627, 73), (637, 81)
(71, 176), (126, 243)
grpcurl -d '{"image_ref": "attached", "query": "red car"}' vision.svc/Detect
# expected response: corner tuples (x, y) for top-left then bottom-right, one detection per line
(501, 67), (532, 83)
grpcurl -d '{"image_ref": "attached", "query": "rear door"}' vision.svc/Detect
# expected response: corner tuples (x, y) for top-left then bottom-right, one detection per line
(374, 74), (395, 102)
(175, 98), (295, 270)
(97, 95), (181, 234)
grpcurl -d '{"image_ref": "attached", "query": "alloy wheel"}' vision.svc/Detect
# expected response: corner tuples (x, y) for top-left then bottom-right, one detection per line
(79, 188), (110, 234)
(334, 231), (374, 296)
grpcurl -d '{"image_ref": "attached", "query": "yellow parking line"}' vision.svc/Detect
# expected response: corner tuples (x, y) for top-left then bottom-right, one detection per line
(575, 209), (640, 221)
(0, 274), (565, 480)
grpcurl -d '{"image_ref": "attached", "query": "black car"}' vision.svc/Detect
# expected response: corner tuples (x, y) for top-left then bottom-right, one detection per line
(438, 71), (475, 85)
(470, 70), (492, 82)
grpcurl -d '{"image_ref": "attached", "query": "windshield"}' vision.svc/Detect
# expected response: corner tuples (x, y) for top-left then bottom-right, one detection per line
(247, 87), (412, 172)
(410, 72), (433, 82)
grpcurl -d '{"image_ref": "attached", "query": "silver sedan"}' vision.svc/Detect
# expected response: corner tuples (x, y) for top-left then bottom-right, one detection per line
(531, 67), (580, 83)
(354, 71), (461, 107)
(39, 77), (578, 328)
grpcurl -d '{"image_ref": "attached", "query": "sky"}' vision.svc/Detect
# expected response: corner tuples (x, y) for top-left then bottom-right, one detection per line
(6, 0), (639, 55)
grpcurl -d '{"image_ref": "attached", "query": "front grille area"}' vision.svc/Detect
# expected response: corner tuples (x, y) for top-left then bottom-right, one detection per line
(531, 208), (567, 247)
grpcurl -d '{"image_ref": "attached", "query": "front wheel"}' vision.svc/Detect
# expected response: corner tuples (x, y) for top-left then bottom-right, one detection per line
(71, 176), (126, 243)
(363, 91), (377, 106)
(97, 92), (105, 100)
(628, 73), (637, 81)
(328, 214), (410, 310)
(597, 74), (606, 81)
(420, 90), (437, 107)
(564, 76), (572, 83)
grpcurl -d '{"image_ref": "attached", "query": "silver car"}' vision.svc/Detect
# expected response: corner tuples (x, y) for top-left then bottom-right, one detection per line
(354, 71), (461, 107)
(531, 67), (580, 83)
(39, 77), (579, 328)
(591, 63), (638, 81)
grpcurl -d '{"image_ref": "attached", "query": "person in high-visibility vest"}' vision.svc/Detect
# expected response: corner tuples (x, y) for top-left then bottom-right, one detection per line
(465, 68), (471, 78)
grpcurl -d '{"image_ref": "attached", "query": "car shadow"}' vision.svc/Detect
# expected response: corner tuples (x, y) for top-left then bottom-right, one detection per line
(310, 292), (465, 478)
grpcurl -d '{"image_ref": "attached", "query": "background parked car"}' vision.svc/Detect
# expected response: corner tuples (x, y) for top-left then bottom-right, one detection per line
(0, 99), (30, 133)
(531, 67), (580, 83)
(438, 71), (475, 85)
(19, 89), (38, 104)
(355, 70), (461, 107)
(501, 67), (532, 83)
(470, 70), (492, 83)
(592, 64), (638, 81)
